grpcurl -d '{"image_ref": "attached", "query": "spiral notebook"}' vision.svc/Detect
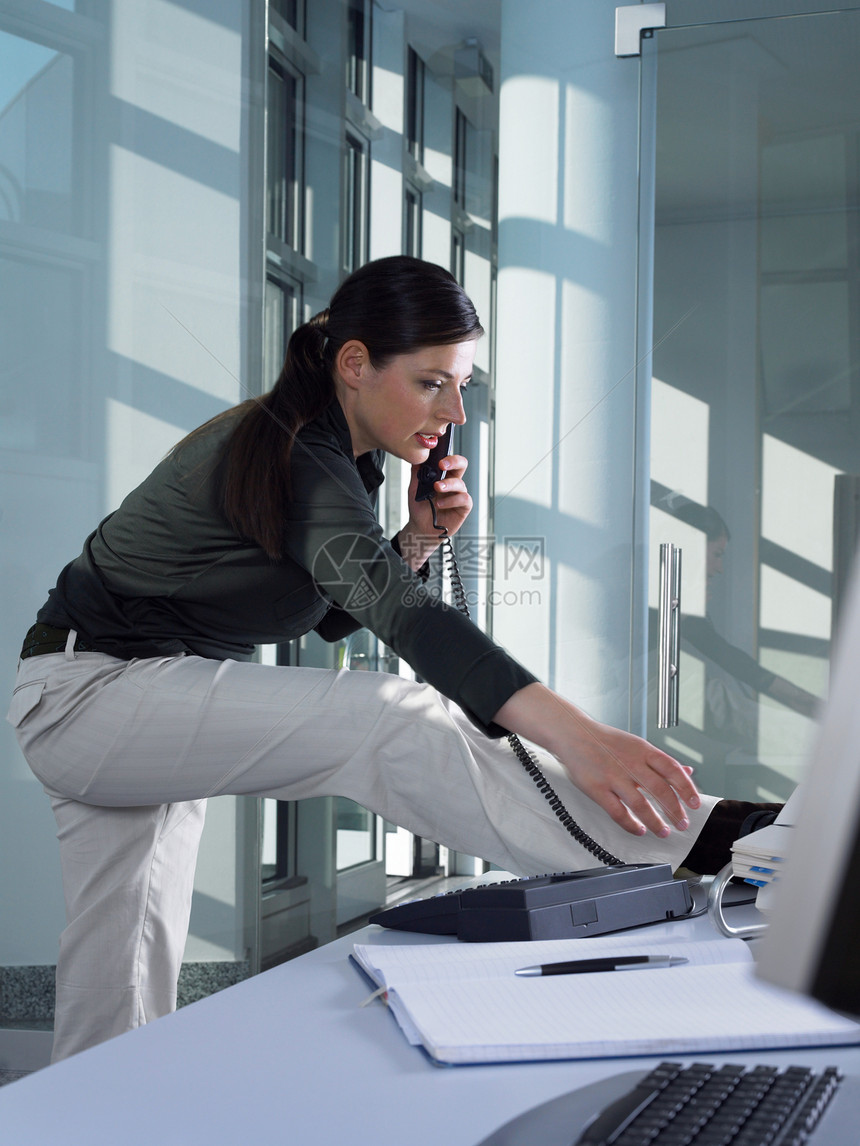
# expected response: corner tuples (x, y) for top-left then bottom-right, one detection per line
(352, 932), (860, 1066)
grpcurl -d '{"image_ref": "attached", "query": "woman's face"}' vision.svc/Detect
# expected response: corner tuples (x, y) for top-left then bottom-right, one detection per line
(706, 532), (728, 596)
(338, 339), (476, 460)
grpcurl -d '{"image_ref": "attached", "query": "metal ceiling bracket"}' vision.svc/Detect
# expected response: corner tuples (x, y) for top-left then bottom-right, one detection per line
(615, 3), (667, 57)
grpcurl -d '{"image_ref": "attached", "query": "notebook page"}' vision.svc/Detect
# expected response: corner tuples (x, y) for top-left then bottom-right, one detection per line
(353, 933), (749, 990)
(384, 961), (860, 1065)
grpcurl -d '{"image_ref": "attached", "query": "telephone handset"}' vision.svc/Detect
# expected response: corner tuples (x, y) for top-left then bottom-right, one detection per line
(416, 424), (453, 508)
(418, 431), (623, 866)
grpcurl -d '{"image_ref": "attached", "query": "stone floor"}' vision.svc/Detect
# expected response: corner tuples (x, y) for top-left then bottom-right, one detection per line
(0, 1068), (33, 1087)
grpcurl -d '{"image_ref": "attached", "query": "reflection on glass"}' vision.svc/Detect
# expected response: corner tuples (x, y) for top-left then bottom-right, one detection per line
(261, 798), (279, 881)
(0, 257), (83, 456)
(346, 0), (366, 102)
(649, 496), (821, 801)
(0, 32), (74, 232)
(760, 135), (847, 275)
(336, 797), (375, 871)
(264, 276), (297, 389)
(760, 281), (850, 415)
(406, 47), (424, 162)
(453, 108), (467, 208)
(261, 798), (294, 883)
(760, 435), (841, 572)
(650, 379), (709, 507)
(271, 0), (299, 30)
(266, 60), (298, 247)
(646, 10), (860, 802)
(337, 632), (381, 872)
(343, 628), (377, 672)
(343, 134), (366, 274)
(452, 230), (465, 285)
(404, 187), (421, 257)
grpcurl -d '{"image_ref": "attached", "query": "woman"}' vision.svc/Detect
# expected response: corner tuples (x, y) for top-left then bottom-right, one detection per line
(11, 257), (725, 1062)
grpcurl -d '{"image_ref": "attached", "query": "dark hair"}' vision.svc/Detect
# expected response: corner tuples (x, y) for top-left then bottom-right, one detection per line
(219, 256), (482, 559)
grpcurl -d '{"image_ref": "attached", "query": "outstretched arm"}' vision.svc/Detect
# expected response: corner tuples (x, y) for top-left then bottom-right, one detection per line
(494, 682), (701, 839)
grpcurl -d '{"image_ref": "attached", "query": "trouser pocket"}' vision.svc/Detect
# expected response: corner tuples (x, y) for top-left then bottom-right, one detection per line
(6, 677), (46, 727)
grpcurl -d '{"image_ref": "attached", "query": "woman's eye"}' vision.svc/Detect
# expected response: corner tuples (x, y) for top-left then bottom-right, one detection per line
(421, 380), (442, 392)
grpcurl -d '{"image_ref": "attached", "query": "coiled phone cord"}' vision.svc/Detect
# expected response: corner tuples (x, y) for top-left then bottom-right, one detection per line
(428, 499), (622, 867)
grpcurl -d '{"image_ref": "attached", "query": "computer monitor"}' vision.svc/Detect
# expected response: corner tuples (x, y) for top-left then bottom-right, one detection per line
(756, 559), (860, 1019)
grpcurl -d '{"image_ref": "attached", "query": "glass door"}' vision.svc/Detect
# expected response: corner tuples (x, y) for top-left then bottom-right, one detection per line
(336, 629), (388, 925)
(639, 8), (860, 803)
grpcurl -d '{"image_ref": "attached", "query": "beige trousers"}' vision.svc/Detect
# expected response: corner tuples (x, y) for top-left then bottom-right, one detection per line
(9, 644), (718, 1060)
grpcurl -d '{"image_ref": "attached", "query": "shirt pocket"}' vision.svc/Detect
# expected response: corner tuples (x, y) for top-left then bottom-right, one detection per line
(7, 679), (47, 728)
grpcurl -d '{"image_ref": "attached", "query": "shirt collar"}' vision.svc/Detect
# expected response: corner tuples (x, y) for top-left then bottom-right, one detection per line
(315, 399), (385, 493)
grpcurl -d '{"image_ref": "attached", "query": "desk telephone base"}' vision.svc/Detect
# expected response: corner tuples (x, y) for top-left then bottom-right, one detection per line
(369, 864), (693, 941)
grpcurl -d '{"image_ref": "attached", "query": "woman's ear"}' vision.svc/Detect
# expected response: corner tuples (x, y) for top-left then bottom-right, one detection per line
(336, 340), (369, 392)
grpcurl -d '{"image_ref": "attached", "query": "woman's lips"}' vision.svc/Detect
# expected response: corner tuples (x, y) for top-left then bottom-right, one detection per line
(415, 433), (438, 449)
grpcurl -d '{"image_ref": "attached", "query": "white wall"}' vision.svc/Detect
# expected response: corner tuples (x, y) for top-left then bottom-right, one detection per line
(493, 0), (642, 727)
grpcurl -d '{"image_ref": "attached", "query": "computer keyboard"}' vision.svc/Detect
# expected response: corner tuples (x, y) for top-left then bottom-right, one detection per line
(573, 1061), (841, 1145)
(477, 1061), (848, 1146)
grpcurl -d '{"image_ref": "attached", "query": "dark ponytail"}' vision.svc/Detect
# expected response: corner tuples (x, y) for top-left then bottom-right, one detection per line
(220, 256), (482, 559)
(219, 310), (332, 559)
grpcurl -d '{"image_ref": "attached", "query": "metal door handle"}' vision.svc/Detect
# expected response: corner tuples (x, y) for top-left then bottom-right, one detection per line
(657, 542), (681, 728)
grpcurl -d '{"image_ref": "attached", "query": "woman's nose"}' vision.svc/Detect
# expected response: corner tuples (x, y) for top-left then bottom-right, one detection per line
(439, 388), (467, 426)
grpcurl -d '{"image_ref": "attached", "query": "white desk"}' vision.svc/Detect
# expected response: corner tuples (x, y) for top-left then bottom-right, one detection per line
(2, 898), (858, 1145)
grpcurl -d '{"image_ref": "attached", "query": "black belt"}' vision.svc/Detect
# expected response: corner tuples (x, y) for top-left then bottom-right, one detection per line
(20, 624), (95, 660)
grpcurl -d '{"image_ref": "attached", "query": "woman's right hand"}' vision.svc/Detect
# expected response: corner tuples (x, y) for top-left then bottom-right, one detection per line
(492, 683), (701, 839)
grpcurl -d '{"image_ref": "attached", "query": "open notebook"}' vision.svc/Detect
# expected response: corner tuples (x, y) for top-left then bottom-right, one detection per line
(352, 931), (860, 1066)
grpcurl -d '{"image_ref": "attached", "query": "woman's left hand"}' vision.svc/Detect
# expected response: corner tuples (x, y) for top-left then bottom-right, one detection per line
(494, 683), (702, 839)
(396, 454), (473, 571)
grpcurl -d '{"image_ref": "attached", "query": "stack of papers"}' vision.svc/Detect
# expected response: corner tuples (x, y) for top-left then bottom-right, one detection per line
(730, 785), (801, 887)
(730, 822), (792, 886)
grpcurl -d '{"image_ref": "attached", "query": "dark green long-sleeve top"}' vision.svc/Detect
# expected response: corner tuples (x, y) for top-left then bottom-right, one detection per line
(36, 400), (537, 735)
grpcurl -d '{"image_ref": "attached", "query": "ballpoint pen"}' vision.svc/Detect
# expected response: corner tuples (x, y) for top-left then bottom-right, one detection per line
(514, 955), (689, 977)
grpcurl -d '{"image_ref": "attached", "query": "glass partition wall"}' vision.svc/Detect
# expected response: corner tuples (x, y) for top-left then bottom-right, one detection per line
(639, 7), (860, 803)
